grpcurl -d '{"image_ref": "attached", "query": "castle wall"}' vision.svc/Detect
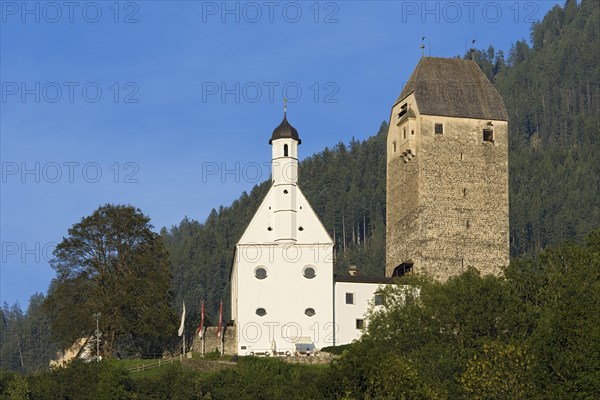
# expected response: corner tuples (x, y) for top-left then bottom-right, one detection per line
(418, 115), (509, 280)
(192, 326), (237, 356)
(386, 111), (509, 280)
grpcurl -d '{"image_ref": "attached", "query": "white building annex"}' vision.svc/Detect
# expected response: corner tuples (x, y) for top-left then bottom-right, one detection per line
(230, 109), (392, 356)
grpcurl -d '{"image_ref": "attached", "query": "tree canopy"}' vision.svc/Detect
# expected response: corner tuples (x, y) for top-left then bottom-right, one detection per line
(43, 204), (177, 357)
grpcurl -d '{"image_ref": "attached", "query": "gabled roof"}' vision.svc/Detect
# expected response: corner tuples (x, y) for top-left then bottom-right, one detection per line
(395, 57), (508, 121)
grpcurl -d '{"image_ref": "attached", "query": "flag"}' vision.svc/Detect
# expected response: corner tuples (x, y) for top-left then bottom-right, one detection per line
(196, 301), (204, 338)
(217, 301), (223, 338)
(177, 301), (186, 337)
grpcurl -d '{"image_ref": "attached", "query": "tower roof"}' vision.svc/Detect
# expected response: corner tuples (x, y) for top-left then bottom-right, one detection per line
(395, 57), (508, 121)
(269, 112), (301, 144)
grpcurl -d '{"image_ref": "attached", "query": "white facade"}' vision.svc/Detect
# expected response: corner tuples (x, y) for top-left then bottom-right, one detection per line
(333, 280), (388, 345)
(230, 115), (335, 355)
(230, 113), (395, 355)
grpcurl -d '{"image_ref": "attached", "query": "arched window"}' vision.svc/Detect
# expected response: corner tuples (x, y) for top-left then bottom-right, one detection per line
(284, 144), (289, 157)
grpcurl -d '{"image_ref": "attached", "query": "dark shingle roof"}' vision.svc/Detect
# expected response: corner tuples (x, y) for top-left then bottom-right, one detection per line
(269, 113), (301, 144)
(334, 275), (395, 284)
(395, 57), (508, 121)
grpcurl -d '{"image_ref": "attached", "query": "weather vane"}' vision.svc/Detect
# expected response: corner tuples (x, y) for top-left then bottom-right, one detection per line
(284, 97), (288, 114)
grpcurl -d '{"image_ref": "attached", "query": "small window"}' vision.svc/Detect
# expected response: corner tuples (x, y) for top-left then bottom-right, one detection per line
(284, 144), (289, 156)
(254, 267), (267, 280)
(398, 104), (407, 119)
(374, 294), (384, 306)
(256, 308), (267, 317)
(267, 227), (272, 231)
(403, 128), (406, 140)
(283, 189), (288, 194)
(298, 226), (304, 231)
(303, 266), (316, 279)
(241, 346), (247, 350)
(483, 129), (494, 142)
(411, 129), (415, 136)
(345, 293), (354, 305)
(463, 188), (467, 197)
(435, 123), (443, 134)
(393, 141), (397, 153)
(356, 319), (364, 330)
(304, 308), (316, 317)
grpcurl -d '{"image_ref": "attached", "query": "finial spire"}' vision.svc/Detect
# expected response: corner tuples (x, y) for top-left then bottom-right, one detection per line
(284, 97), (288, 116)
(421, 36), (426, 58)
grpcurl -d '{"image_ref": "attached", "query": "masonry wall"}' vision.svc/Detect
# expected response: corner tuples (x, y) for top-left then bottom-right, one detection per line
(386, 104), (509, 280)
(192, 326), (237, 356)
(386, 94), (422, 272)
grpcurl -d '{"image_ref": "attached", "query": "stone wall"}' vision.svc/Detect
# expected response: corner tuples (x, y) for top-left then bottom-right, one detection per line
(386, 110), (509, 280)
(192, 326), (237, 356)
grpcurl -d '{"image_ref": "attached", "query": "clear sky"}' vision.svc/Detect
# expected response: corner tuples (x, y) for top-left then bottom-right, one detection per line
(0, 0), (562, 308)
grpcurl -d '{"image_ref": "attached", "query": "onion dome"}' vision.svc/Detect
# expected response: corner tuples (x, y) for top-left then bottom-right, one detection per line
(269, 112), (301, 144)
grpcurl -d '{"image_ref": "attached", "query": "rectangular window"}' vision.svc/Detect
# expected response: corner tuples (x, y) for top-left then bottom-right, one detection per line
(345, 292), (354, 305)
(403, 128), (406, 140)
(398, 104), (407, 119)
(483, 129), (494, 142)
(435, 123), (443, 134)
(374, 294), (384, 306)
(356, 319), (364, 330)
(393, 141), (396, 153)
(411, 129), (415, 136)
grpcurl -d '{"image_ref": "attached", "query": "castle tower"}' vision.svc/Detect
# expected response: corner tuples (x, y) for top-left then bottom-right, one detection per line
(386, 57), (509, 280)
(230, 109), (334, 355)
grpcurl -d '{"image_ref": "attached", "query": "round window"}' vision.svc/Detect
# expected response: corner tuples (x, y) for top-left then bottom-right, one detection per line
(256, 308), (267, 317)
(303, 266), (316, 279)
(254, 267), (267, 280)
(305, 308), (316, 317)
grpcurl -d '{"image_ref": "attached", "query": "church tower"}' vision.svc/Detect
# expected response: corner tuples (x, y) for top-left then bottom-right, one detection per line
(386, 57), (509, 281)
(230, 109), (334, 356)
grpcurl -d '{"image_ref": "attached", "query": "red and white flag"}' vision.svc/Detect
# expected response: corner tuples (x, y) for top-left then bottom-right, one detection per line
(196, 301), (204, 338)
(217, 301), (223, 338)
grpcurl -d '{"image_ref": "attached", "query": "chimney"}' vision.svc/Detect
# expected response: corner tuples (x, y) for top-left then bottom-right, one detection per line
(348, 265), (357, 276)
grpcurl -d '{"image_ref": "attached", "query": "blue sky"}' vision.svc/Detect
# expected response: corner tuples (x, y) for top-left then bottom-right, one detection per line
(0, 0), (562, 308)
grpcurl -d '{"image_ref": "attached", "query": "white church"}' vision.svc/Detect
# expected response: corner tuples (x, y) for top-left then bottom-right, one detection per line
(230, 109), (393, 356)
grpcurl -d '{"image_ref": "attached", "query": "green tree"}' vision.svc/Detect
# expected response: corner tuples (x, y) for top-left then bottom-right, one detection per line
(460, 341), (533, 400)
(43, 204), (177, 357)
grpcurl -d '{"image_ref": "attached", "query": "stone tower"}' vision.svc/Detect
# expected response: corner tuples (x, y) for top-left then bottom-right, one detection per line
(385, 57), (509, 281)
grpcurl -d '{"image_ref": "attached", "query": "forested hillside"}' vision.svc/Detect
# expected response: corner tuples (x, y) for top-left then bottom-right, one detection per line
(471, 0), (600, 255)
(161, 0), (599, 326)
